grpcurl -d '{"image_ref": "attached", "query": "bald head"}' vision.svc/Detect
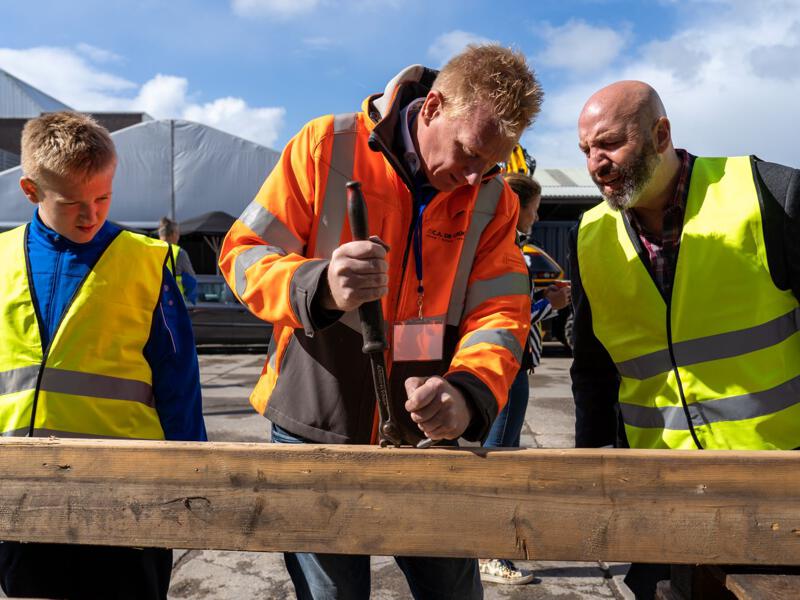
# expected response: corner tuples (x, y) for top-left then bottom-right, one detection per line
(580, 80), (667, 131)
(578, 81), (679, 211)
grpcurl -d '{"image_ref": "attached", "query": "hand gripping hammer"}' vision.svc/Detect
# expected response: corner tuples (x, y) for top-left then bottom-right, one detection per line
(346, 181), (434, 449)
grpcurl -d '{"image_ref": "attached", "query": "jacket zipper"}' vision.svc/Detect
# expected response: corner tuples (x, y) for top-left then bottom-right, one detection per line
(367, 131), (435, 443)
(665, 292), (703, 449)
(622, 212), (703, 449)
(26, 229), (123, 437)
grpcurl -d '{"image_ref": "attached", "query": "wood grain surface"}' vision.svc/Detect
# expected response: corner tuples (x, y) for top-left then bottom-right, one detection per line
(1, 438), (799, 564)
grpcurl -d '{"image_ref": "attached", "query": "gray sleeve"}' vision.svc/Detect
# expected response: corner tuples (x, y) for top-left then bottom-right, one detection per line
(176, 248), (196, 276)
(754, 159), (800, 301)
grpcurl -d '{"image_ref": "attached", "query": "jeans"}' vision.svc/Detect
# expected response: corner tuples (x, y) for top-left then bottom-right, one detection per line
(483, 368), (529, 448)
(270, 423), (483, 600)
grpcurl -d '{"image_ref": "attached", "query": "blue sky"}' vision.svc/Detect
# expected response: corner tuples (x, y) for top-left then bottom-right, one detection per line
(1, 0), (798, 168)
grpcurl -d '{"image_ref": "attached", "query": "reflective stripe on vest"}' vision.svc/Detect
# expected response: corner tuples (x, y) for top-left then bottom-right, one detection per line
(0, 226), (168, 439)
(167, 244), (185, 295)
(577, 156), (800, 450)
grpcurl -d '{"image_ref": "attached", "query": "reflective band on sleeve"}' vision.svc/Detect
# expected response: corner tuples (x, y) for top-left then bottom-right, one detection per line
(0, 365), (40, 396)
(314, 113), (357, 259)
(617, 307), (800, 380)
(621, 373), (800, 430)
(235, 245), (287, 298)
(39, 368), (154, 407)
(238, 201), (304, 255)
(446, 177), (504, 326)
(463, 272), (530, 316)
(460, 328), (523, 364)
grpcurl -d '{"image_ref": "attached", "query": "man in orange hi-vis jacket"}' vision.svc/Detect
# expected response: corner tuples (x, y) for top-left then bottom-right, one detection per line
(219, 44), (543, 599)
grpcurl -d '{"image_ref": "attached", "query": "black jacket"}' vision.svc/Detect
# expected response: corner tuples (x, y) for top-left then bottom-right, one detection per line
(569, 157), (800, 448)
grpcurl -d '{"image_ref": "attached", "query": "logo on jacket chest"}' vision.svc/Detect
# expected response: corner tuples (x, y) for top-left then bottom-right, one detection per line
(425, 228), (465, 244)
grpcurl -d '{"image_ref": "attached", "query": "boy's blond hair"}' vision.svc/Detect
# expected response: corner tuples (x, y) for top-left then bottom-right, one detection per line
(433, 44), (544, 141)
(20, 111), (116, 182)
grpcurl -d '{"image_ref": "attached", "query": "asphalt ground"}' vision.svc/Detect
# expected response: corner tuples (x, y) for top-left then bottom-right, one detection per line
(165, 345), (634, 600)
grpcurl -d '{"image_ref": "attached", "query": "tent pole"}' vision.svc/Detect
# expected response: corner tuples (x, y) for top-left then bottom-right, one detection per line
(202, 235), (223, 275)
(169, 119), (175, 220)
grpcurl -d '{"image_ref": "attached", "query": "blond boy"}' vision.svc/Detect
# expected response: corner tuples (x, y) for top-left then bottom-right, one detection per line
(0, 112), (205, 600)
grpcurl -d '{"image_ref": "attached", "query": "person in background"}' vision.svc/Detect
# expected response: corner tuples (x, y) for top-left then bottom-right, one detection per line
(158, 216), (198, 304)
(479, 172), (571, 586)
(0, 111), (206, 600)
(570, 80), (800, 599)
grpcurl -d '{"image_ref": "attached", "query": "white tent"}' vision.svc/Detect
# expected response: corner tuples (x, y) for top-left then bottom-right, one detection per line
(0, 119), (281, 229)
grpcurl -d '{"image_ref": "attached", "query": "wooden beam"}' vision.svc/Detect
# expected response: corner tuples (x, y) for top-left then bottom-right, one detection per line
(1, 438), (799, 564)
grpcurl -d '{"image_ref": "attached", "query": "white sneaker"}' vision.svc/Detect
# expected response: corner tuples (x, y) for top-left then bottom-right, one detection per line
(479, 558), (535, 585)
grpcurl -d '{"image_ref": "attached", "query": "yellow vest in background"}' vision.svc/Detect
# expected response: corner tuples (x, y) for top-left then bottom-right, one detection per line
(578, 156), (800, 449)
(0, 226), (168, 439)
(167, 243), (185, 295)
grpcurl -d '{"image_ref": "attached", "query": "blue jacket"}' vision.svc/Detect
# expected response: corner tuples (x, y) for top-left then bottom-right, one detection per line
(27, 211), (207, 441)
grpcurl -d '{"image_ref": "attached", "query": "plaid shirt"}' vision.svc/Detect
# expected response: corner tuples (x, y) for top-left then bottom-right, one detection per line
(626, 149), (694, 298)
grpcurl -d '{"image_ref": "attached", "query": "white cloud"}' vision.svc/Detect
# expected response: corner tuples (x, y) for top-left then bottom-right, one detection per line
(231, 0), (322, 18)
(0, 46), (285, 148)
(528, 1), (800, 169)
(134, 74), (188, 117)
(75, 43), (123, 64)
(427, 30), (496, 67)
(0, 46), (135, 110)
(231, 0), (399, 18)
(535, 20), (630, 74)
(184, 98), (285, 148)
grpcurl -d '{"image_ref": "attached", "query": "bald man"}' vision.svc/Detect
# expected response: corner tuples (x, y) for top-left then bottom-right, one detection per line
(572, 81), (800, 449)
(570, 80), (800, 596)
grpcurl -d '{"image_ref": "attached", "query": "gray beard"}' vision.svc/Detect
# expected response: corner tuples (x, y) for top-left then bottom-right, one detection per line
(599, 144), (659, 211)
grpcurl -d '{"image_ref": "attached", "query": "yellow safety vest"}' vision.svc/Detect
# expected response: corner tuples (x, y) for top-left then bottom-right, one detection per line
(578, 156), (800, 450)
(166, 243), (185, 296)
(0, 226), (169, 439)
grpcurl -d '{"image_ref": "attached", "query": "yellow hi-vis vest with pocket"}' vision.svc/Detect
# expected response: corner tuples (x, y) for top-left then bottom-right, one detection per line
(578, 156), (800, 450)
(166, 243), (185, 296)
(0, 225), (169, 439)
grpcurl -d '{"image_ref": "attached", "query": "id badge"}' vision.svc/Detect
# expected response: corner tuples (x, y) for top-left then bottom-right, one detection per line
(392, 318), (444, 362)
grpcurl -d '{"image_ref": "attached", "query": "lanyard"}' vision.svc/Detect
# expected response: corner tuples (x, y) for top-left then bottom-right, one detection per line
(412, 198), (429, 318)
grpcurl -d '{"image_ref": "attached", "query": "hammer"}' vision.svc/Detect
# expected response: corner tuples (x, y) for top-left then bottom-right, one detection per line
(346, 181), (434, 449)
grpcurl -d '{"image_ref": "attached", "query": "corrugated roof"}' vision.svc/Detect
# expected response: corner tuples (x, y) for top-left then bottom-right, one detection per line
(0, 68), (72, 118)
(0, 148), (19, 171)
(536, 167), (601, 199)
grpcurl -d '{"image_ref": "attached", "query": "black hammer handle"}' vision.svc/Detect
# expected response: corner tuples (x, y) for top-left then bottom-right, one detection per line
(346, 181), (386, 354)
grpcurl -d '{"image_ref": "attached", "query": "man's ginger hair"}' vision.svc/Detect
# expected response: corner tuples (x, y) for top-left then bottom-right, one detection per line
(433, 44), (543, 141)
(20, 111), (116, 182)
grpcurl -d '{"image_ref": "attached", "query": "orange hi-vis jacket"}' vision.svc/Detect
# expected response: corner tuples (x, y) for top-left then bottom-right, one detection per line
(219, 65), (531, 444)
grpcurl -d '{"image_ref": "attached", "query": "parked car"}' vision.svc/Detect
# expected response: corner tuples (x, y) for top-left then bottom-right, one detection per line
(522, 244), (573, 352)
(188, 274), (272, 346)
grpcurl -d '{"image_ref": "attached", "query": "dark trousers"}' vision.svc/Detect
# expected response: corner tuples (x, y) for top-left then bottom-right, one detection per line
(0, 541), (173, 600)
(624, 563), (671, 600)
